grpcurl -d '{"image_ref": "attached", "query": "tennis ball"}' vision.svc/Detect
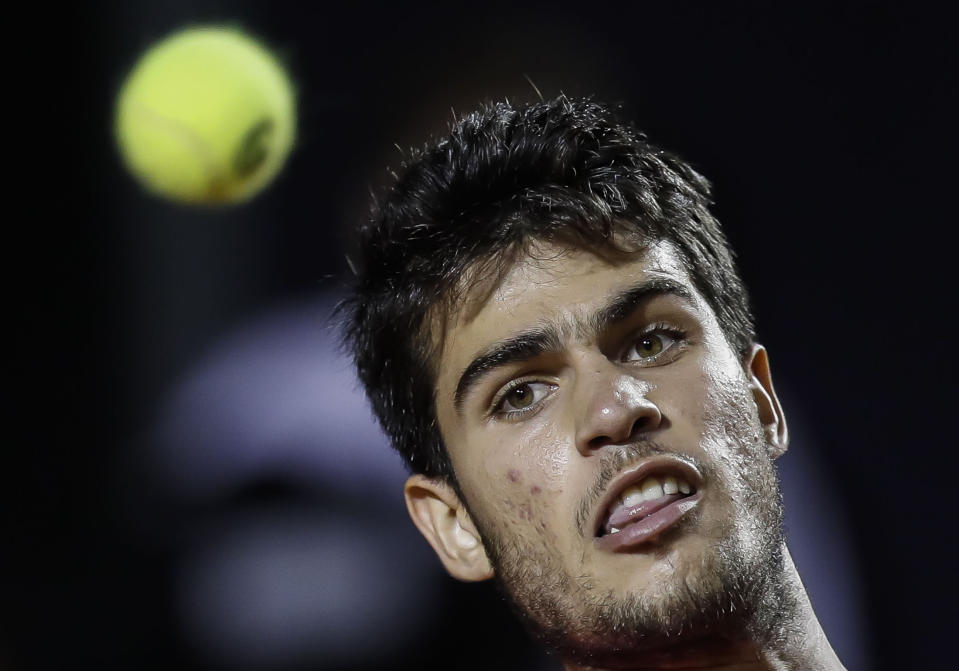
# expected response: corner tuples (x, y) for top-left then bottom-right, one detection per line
(115, 26), (296, 205)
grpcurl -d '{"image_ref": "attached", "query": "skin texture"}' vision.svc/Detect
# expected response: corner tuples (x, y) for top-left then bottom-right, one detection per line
(405, 241), (845, 670)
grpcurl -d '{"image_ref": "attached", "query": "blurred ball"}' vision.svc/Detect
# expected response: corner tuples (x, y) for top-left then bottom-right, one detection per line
(115, 26), (296, 205)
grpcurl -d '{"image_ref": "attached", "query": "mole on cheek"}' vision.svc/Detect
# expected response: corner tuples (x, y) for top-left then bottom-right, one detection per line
(507, 469), (522, 483)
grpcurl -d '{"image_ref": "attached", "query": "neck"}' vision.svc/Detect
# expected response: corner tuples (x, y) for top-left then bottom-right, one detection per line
(563, 547), (846, 671)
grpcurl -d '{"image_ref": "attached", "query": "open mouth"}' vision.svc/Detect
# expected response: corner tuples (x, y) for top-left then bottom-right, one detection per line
(594, 459), (703, 551)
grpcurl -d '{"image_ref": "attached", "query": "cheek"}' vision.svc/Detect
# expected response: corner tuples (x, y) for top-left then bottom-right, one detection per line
(461, 409), (579, 547)
(691, 341), (753, 440)
(534, 419), (571, 485)
(495, 464), (558, 532)
(489, 444), (570, 544)
(697, 352), (772, 501)
(483, 416), (570, 490)
(655, 353), (713, 429)
(482, 478), (561, 550)
(457, 467), (542, 543)
(701, 365), (759, 449)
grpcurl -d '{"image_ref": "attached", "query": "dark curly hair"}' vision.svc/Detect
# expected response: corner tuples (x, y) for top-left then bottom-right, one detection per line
(342, 96), (755, 483)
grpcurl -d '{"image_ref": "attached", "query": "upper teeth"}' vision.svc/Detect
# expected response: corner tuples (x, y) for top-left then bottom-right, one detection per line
(619, 475), (693, 507)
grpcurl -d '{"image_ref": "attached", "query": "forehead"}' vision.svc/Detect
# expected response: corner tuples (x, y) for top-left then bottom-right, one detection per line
(434, 241), (699, 391)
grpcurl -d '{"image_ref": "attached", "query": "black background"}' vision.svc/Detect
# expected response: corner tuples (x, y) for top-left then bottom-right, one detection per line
(11, 2), (956, 669)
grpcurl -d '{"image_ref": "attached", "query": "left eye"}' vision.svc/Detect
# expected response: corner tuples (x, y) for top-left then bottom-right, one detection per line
(625, 331), (678, 362)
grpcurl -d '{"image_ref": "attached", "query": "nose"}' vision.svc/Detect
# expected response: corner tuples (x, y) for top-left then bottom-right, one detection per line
(573, 365), (662, 454)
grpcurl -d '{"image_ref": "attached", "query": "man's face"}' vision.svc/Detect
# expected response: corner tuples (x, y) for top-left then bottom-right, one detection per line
(430, 241), (787, 661)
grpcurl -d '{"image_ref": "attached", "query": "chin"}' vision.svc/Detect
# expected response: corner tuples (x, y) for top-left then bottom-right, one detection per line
(501, 516), (782, 661)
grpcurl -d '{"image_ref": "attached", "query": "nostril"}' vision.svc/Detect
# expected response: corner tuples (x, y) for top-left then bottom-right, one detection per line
(588, 434), (613, 450)
(629, 415), (651, 437)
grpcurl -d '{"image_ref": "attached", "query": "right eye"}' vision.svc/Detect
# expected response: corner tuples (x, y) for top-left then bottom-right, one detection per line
(494, 381), (555, 417)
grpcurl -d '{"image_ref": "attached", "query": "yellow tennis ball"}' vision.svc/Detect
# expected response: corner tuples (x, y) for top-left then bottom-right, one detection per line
(115, 26), (296, 205)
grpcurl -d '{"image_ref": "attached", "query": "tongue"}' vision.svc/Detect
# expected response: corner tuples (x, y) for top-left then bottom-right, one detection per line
(605, 493), (689, 534)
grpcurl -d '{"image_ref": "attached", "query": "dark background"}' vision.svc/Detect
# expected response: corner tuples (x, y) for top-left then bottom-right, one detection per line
(12, 2), (956, 669)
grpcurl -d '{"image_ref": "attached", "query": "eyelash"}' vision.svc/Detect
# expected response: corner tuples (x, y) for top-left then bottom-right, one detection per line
(622, 322), (688, 364)
(487, 323), (689, 421)
(489, 377), (557, 421)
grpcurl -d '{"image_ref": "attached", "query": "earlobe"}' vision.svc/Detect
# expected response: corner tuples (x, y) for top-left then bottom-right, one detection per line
(743, 344), (789, 458)
(404, 475), (494, 582)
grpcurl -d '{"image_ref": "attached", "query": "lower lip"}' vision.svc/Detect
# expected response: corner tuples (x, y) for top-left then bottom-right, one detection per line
(595, 492), (703, 552)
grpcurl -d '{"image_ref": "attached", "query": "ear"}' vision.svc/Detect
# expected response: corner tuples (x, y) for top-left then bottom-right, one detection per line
(404, 474), (494, 582)
(743, 344), (789, 458)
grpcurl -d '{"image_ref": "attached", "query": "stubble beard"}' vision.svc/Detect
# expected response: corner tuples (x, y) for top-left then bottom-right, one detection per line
(473, 393), (795, 666)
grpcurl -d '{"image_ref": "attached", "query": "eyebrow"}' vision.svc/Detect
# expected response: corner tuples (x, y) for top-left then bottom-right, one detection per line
(452, 277), (694, 412)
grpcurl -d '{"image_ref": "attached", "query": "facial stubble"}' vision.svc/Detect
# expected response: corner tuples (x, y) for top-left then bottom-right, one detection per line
(469, 383), (794, 665)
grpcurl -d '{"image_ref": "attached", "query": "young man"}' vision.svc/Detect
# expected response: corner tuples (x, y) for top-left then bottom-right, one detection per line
(343, 96), (846, 670)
